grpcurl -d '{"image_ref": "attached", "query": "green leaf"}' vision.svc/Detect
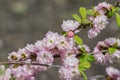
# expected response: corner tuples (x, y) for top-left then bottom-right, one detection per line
(74, 35), (83, 45)
(80, 54), (87, 62)
(78, 62), (90, 80)
(86, 10), (94, 15)
(115, 13), (120, 26)
(108, 47), (117, 54)
(85, 54), (95, 62)
(79, 70), (88, 80)
(108, 7), (116, 17)
(61, 31), (67, 36)
(78, 62), (91, 71)
(80, 53), (95, 63)
(79, 7), (86, 19)
(72, 14), (81, 23)
(82, 19), (91, 25)
(115, 7), (120, 12)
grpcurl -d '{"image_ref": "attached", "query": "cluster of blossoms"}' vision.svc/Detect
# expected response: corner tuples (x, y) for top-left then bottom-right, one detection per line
(0, 19), (93, 80)
(59, 53), (80, 80)
(1, 29), (89, 80)
(61, 20), (80, 37)
(93, 37), (120, 63)
(61, 2), (112, 39)
(88, 2), (111, 38)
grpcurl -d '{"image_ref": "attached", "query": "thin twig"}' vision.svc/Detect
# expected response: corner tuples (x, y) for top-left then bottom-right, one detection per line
(0, 61), (62, 68)
(0, 50), (110, 68)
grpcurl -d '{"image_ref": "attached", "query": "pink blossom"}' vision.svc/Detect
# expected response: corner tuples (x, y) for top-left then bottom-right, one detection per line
(94, 53), (113, 63)
(62, 54), (79, 67)
(67, 31), (74, 38)
(34, 40), (44, 52)
(17, 48), (29, 60)
(104, 38), (116, 46)
(93, 47), (100, 53)
(94, 41), (108, 53)
(43, 31), (59, 50)
(88, 15), (108, 39)
(36, 49), (54, 66)
(94, 2), (112, 14)
(65, 38), (76, 52)
(60, 51), (76, 61)
(7, 65), (36, 80)
(56, 36), (69, 51)
(94, 53), (106, 63)
(88, 28), (98, 39)
(61, 20), (80, 32)
(8, 52), (21, 62)
(93, 15), (108, 30)
(97, 41), (107, 48)
(25, 44), (36, 53)
(59, 66), (80, 80)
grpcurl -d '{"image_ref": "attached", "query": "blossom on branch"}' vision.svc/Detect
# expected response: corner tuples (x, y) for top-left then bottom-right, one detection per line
(93, 38), (120, 63)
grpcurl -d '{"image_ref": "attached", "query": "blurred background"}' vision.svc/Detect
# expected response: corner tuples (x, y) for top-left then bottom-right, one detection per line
(0, 0), (120, 80)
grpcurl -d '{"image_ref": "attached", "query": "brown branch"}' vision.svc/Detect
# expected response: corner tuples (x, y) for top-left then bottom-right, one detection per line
(0, 50), (109, 68)
(0, 61), (62, 68)
(53, 54), (60, 58)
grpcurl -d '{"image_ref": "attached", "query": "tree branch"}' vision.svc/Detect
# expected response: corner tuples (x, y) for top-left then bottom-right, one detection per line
(0, 61), (62, 68)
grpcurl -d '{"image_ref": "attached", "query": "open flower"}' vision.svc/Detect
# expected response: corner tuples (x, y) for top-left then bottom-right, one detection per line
(59, 66), (80, 80)
(8, 52), (21, 62)
(88, 15), (108, 39)
(61, 20), (80, 32)
(94, 2), (112, 14)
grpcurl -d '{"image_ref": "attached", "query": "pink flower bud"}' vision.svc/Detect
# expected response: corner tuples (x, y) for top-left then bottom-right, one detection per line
(67, 31), (74, 38)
